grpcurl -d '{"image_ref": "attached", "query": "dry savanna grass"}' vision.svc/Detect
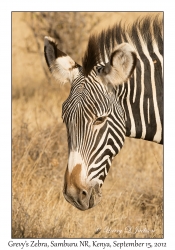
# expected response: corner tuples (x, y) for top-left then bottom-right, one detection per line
(12, 12), (163, 238)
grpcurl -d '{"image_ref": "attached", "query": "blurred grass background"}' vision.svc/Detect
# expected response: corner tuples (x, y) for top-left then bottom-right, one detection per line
(12, 12), (163, 238)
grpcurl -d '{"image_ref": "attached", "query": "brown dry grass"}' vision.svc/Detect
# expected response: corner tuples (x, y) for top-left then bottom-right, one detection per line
(12, 12), (163, 238)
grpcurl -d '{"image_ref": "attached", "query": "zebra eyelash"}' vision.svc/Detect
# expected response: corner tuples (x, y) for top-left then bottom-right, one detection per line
(93, 115), (107, 126)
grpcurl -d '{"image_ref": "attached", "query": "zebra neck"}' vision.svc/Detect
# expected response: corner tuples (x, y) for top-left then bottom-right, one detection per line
(117, 77), (163, 144)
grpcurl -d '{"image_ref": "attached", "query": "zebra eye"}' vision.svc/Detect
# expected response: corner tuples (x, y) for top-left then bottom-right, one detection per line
(93, 116), (107, 125)
(96, 66), (103, 74)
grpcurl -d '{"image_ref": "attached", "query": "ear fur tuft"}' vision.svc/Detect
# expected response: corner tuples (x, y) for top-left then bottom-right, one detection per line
(98, 43), (137, 87)
(44, 36), (81, 84)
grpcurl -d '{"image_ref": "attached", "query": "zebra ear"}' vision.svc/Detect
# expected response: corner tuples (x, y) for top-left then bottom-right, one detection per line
(99, 43), (137, 86)
(44, 36), (80, 84)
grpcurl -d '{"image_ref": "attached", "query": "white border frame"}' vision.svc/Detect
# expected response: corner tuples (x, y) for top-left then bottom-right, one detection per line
(1, 1), (175, 249)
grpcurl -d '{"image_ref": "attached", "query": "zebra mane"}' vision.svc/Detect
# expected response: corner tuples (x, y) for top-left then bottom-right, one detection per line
(82, 15), (163, 77)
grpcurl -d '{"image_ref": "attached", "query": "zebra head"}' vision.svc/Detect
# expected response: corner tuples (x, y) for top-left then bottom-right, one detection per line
(44, 36), (137, 210)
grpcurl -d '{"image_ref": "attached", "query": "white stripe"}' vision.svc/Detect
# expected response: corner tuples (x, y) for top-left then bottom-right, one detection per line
(104, 45), (109, 63)
(133, 69), (137, 103)
(126, 80), (136, 137)
(139, 58), (146, 139)
(152, 39), (163, 77)
(120, 88), (127, 121)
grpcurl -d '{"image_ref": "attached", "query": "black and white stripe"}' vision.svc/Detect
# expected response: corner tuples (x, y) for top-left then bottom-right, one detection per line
(44, 15), (163, 209)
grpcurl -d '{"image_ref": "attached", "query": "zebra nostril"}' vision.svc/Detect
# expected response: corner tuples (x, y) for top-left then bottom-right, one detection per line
(81, 190), (88, 200)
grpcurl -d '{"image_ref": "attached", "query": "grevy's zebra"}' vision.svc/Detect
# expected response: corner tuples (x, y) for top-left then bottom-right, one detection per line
(44, 16), (163, 210)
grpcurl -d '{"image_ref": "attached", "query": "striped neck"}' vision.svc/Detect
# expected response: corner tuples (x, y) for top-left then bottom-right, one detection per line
(117, 72), (163, 144)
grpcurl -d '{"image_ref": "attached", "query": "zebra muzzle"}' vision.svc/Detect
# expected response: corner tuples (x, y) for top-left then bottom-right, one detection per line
(63, 163), (102, 210)
(63, 182), (102, 211)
